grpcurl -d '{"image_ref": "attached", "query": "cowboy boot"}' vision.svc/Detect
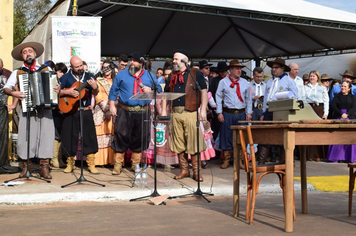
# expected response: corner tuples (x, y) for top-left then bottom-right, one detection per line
(257, 146), (270, 165)
(131, 151), (142, 172)
(221, 150), (231, 169)
(174, 153), (190, 179)
(63, 156), (75, 173)
(50, 140), (66, 168)
(279, 148), (285, 164)
(191, 154), (204, 182)
(40, 159), (52, 179)
(86, 153), (99, 174)
(19, 159), (31, 177)
(112, 152), (125, 175)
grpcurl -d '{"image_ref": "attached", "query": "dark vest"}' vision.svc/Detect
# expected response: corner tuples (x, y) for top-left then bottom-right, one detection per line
(169, 68), (201, 111)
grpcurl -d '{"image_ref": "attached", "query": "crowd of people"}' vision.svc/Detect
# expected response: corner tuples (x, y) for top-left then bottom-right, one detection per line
(0, 41), (356, 181)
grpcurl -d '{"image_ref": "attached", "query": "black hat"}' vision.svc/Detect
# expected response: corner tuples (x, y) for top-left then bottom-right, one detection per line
(216, 61), (228, 72)
(266, 58), (291, 72)
(174, 49), (190, 59)
(128, 52), (146, 62)
(210, 66), (218, 72)
(199, 60), (213, 69)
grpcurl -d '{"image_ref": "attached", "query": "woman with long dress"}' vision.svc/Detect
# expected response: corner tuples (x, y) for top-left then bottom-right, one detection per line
(93, 60), (116, 167)
(304, 71), (329, 161)
(327, 81), (356, 163)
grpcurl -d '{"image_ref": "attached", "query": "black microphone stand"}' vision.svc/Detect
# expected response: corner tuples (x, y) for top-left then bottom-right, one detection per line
(168, 62), (213, 203)
(130, 59), (163, 202)
(61, 71), (105, 188)
(5, 60), (50, 183)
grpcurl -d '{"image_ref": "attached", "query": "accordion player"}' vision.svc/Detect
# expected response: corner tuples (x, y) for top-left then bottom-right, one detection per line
(18, 70), (59, 112)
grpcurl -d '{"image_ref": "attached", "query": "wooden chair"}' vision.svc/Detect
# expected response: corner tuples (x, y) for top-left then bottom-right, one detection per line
(348, 163), (356, 216)
(239, 125), (296, 225)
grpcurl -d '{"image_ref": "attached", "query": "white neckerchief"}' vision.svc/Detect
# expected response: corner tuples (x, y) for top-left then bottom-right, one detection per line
(268, 77), (279, 101)
(254, 82), (263, 107)
(307, 83), (317, 100)
(70, 70), (85, 83)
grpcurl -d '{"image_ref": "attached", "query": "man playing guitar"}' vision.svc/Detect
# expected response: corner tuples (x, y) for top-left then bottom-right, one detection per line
(59, 56), (99, 174)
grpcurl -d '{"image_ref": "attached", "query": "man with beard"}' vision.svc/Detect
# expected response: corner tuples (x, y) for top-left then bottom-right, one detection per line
(161, 49), (207, 182)
(59, 56), (100, 174)
(4, 42), (60, 179)
(109, 52), (161, 174)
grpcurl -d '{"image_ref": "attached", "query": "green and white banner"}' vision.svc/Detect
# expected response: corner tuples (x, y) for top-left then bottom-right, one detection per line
(51, 16), (101, 73)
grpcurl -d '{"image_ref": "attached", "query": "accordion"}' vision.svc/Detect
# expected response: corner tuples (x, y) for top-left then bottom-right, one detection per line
(18, 71), (59, 112)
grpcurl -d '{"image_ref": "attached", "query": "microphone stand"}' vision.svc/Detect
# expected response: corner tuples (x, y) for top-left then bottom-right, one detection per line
(5, 60), (50, 183)
(168, 62), (213, 203)
(130, 60), (163, 202)
(61, 71), (105, 188)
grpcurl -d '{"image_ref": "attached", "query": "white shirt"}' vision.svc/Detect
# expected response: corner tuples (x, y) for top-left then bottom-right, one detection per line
(304, 83), (329, 116)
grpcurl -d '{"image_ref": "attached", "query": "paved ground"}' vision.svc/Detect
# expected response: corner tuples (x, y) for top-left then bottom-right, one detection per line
(0, 158), (355, 234)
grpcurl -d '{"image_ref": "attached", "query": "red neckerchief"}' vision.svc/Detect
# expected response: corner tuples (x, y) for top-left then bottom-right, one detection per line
(228, 74), (244, 103)
(169, 69), (186, 88)
(24, 61), (37, 71)
(132, 69), (145, 95)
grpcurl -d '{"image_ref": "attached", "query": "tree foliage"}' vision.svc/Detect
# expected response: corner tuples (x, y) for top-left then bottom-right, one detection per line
(14, 0), (53, 46)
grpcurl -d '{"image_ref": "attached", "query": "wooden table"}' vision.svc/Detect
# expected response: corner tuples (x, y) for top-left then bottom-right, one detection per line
(232, 123), (356, 233)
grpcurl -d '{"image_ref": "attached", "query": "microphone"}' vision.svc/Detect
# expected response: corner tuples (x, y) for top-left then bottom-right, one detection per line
(27, 57), (34, 65)
(140, 57), (146, 63)
(77, 69), (84, 76)
(180, 59), (188, 65)
(139, 83), (145, 88)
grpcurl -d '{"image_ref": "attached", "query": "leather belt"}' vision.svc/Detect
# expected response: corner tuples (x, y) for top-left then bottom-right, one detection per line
(309, 103), (324, 107)
(118, 103), (148, 112)
(172, 106), (188, 114)
(222, 107), (245, 115)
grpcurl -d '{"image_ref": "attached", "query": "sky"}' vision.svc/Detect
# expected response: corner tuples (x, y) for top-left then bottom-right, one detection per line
(304, 0), (356, 13)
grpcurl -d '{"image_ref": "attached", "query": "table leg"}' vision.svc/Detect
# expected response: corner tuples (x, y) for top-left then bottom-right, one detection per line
(300, 145), (308, 214)
(233, 130), (240, 217)
(284, 129), (295, 233)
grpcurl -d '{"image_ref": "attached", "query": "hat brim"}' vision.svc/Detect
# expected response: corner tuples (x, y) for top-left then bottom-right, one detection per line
(11, 42), (44, 61)
(225, 65), (246, 70)
(339, 73), (355, 79)
(266, 61), (291, 72)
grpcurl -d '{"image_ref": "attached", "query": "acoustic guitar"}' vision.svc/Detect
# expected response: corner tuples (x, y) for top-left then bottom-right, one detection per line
(58, 66), (111, 114)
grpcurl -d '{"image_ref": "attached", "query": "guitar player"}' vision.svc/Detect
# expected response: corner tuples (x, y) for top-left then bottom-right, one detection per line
(59, 56), (100, 174)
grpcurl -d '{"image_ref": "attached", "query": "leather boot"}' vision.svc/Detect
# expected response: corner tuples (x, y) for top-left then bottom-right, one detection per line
(50, 140), (66, 168)
(257, 146), (270, 165)
(86, 153), (99, 174)
(131, 152), (142, 172)
(279, 148), (285, 164)
(191, 155), (204, 182)
(64, 156), (75, 173)
(40, 159), (52, 179)
(112, 152), (124, 175)
(174, 153), (190, 179)
(19, 159), (31, 177)
(221, 150), (231, 169)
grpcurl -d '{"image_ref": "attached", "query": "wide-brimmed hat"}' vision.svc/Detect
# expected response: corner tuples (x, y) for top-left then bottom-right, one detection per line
(339, 70), (355, 78)
(11, 42), (44, 61)
(210, 66), (218, 72)
(321, 74), (332, 81)
(199, 60), (213, 69)
(216, 61), (228, 72)
(302, 74), (309, 81)
(263, 74), (272, 82)
(225, 59), (246, 70)
(266, 58), (291, 72)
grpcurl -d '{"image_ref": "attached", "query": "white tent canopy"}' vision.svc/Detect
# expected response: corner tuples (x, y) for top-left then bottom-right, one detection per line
(16, 0), (356, 69)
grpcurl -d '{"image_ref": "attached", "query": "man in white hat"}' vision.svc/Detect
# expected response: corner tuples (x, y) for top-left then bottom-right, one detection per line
(4, 42), (59, 179)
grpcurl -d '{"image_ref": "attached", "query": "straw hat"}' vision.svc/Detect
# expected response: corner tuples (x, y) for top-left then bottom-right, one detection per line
(11, 42), (44, 61)
(320, 74), (332, 81)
